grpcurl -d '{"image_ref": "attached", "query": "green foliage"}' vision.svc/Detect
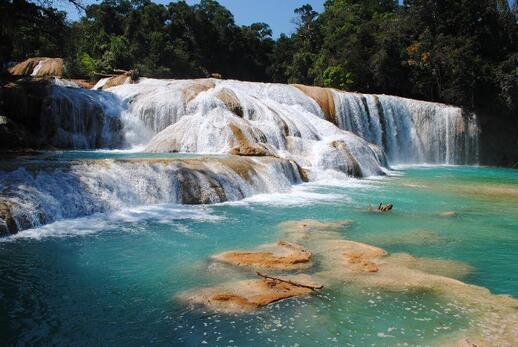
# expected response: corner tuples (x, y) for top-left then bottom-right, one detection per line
(3, 0), (518, 125)
(322, 66), (353, 90)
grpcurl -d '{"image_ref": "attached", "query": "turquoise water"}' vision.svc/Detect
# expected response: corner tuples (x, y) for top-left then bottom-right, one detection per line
(0, 159), (517, 346)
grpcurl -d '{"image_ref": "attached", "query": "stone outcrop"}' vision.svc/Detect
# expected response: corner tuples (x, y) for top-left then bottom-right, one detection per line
(0, 79), (49, 150)
(0, 79), (124, 150)
(178, 275), (316, 313)
(291, 84), (336, 124)
(216, 88), (243, 117)
(212, 241), (312, 270)
(0, 201), (17, 236)
(181, 79), (216, 103)
(227, 123), (273, 157)
(8, 57), (64, 78)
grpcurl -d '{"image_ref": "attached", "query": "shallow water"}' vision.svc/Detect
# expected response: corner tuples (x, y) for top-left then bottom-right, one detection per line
(0, 157), (516, 346)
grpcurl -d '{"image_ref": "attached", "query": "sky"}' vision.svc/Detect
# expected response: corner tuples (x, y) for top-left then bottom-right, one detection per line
(61, 0), (326, 38)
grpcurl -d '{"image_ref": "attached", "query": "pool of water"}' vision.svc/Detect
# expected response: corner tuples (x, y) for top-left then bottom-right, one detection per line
(0, 158), (516, 346)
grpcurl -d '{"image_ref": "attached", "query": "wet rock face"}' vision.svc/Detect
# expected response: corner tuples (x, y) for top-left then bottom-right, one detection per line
(216, 88), (243, 118)
(291, 84), (336, 124)
(0, 201), (17, 235)
(0, 80), (49, 150)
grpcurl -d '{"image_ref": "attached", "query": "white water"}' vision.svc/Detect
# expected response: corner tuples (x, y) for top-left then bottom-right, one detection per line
(0, 157), (301, 233)
(332, 92), (479, 164)
(106, 78), (478, 167)
(109, 79), (387, 177)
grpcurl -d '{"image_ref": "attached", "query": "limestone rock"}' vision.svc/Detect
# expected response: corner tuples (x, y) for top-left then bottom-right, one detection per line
(178, 275), (317, 313)
(291, 84), (336, 124)
(212, 241), (312, 270)
(9, 57), (64, 78)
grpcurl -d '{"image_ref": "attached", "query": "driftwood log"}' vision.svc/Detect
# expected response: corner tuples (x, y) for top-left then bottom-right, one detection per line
(378, 203), (393, 212)
(256, 272), (324, 291)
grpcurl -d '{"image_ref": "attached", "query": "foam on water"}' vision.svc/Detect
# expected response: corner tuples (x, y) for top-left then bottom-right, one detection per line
(1, 204), (221, 242)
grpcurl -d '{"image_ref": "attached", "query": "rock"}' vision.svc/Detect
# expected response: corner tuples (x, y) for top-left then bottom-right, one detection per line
(229, 144), (269, 157)
(0, 201), (17, 235)
(228, 123), (274, 157)
(291, 84), (336, 124)
(216, 88), (243, 117)
(181, 79), (216, 103)
(330, 140), (362, 176)
(343, 252), (379, 272)
(278, 219), (354, 242)
(178, 275), (317, 313)
(360, 229), (446, 246)
(457, 338), (479, 347)
(439, 211), (457, 217)
(9, 57), (64, 77)
(212, 241), (312, 270)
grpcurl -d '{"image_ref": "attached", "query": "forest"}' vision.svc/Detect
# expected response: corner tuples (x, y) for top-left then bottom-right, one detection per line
(2, 0), (518, 122)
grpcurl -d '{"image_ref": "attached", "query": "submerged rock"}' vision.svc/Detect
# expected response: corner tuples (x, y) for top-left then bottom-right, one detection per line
(456, 338), (480, 347)
(278, 219), (354, 242)
(176, 217), (518, 347)
(439, 211), (457, 217)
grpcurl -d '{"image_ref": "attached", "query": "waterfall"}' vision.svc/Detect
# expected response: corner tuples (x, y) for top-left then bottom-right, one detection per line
(101, 79), (478, 167)
(331, 91), (479, 164)
(107, 79), (387, 178)
(41, 85), (124, 149)
(0, 157), (302, 234)
(1, 78), (481, 234)
(38, 79), (479, 165)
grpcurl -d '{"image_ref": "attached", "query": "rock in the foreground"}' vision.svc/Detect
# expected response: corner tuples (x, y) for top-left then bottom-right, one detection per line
(212, 241), (312, 270)
(178, 275), (319, 313)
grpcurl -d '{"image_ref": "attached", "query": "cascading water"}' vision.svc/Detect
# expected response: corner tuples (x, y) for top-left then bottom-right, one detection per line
(104, 78), (478, 166)
(41, 85), (124, 148)
(0, 156), (302, 234)
(331, 91), (479, 164)
(1, 78), (480, 234)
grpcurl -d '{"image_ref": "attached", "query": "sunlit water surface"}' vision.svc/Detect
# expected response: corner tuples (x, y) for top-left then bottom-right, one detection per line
(1, 152), (516, 346)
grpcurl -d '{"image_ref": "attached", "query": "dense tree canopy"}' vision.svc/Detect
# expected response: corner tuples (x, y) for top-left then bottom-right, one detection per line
(2, 0), (518, 123)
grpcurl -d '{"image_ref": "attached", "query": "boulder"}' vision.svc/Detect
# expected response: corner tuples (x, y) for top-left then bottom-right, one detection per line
(9, 57), (64, 78)
(291, 84), (336, 124)
(216, 88), (243, 117)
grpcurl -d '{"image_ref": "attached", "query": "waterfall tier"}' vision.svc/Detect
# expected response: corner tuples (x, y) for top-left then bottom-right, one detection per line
(0, 156), (302, 234)
(107, 78), (479, 166)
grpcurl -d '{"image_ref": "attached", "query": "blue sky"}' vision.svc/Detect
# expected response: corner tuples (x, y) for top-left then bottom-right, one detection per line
(61, 0), (326, 38)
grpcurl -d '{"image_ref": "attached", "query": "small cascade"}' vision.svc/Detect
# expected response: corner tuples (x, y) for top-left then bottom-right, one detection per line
(0, 156), (302, 234)
(41, 85), (124, 149)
